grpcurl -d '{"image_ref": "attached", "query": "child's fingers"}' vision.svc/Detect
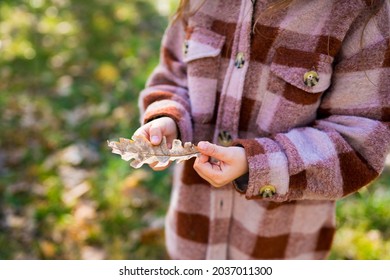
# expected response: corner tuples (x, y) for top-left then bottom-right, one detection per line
(198, 154), (210, 164)
(149, 123), (162, 145)
(149, 161), (171, 171)
(133, 117), (178, 147)
(197, 141), (232, 162)
(133, 124), (150, 139)
(194, 156), (221, 177)
(193, 160), (227, 188)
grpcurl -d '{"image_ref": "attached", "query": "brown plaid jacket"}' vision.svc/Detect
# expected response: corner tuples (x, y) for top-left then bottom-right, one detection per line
(139, 0), (390, 259)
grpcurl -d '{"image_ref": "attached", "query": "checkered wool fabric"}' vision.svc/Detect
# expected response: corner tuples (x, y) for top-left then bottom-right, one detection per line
(139, 0), (390, 259)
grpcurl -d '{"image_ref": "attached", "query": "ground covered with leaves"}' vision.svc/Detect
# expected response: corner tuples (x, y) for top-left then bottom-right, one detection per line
(0, 0), (389, 260)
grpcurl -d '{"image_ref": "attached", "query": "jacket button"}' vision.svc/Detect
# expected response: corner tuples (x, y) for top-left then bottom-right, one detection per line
(259, 185), (276, 198)
(234, 52), (245, 69)
(303, 70), (319, 87)
(217, 130), (233, 147)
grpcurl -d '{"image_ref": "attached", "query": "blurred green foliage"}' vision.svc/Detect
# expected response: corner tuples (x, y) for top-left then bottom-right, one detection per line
(0, 0), (389, 260)
(0, 0), (177, 260)
(330, 172), (390, 259)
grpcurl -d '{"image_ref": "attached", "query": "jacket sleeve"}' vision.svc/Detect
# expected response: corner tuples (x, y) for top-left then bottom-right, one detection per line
(234, 4), (390, 201)
(138, 19), (193, 143)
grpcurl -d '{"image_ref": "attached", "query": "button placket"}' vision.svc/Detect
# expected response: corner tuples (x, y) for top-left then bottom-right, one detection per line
(206, 0), (255, 260)
(214, 1), (253, 139)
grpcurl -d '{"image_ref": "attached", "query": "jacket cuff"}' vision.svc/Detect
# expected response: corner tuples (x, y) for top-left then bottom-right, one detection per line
(232, 138), (290, 201)
(143, 99), (193, 143)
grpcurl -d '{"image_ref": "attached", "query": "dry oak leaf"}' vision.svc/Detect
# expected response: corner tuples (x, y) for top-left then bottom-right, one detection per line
(107, 135), (199, 168)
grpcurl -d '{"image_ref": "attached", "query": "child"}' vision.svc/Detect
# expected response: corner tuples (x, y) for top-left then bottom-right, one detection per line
(134, 0), (390, 259)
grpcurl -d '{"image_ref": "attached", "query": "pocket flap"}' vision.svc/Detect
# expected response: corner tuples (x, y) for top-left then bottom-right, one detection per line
(183, 27), (225, 63)
(270, 47), (334, 93)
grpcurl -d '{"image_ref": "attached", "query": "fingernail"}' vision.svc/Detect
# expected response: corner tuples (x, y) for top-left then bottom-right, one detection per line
(151, 136), (159, 144)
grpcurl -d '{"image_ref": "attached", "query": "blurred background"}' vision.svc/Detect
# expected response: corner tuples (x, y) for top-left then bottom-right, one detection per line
(0, 0), (389, 260)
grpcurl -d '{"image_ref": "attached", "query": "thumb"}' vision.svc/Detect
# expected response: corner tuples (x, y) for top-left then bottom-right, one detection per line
(149, 123), (162, 145)
(197, 141), (231, 161)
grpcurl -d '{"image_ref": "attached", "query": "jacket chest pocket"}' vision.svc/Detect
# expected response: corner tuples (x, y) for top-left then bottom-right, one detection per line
(257, 47), (334, 134)
(183, 27), (225, 124)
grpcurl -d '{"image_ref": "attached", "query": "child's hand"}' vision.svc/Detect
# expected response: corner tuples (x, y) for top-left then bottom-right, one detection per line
(193, 141), (248, 188)
(133, 117), (178, 171)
